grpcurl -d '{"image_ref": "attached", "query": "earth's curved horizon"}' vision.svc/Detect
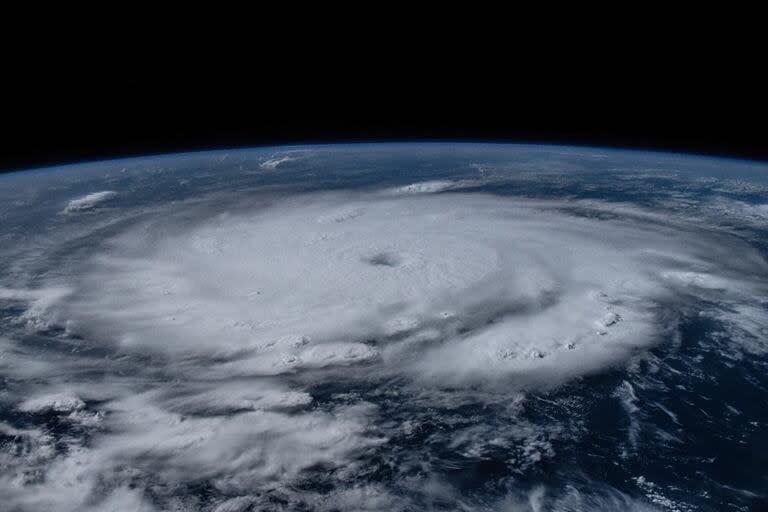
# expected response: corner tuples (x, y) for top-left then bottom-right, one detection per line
(1, 143), (766, 511)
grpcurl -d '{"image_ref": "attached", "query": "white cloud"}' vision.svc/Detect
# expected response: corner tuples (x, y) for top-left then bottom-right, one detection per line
(385, 179), (491, 195)
(62, 190), (117, 213)
(259, 155), (296, 170)
(18, 392), (85, 413)
(388, 180), (458, 194)
(0, 286), (72, 330)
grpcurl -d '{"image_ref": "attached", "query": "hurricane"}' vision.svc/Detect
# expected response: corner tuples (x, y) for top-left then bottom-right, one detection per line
(1, 144), (766, 511)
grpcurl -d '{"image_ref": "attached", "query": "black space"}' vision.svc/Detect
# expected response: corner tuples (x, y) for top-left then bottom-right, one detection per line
(2, 60), (766, 173)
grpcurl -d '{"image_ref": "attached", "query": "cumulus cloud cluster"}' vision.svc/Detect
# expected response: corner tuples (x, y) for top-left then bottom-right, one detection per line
(2, 183), (767, 511)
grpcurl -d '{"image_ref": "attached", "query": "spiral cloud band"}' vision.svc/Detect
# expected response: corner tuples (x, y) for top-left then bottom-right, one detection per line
(54, 191), (764, 384)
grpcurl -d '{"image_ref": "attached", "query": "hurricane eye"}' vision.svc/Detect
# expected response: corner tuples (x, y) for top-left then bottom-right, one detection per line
(363, 251), (401, 267)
